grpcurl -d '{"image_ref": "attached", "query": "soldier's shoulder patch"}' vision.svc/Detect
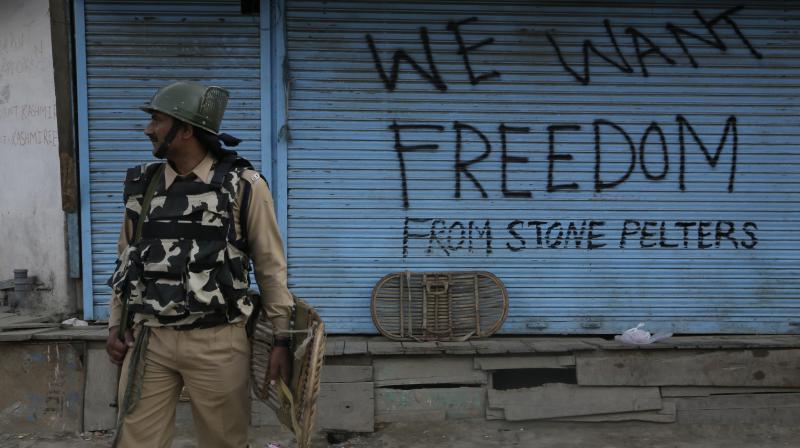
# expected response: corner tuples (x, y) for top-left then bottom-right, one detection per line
(242, 169), (265, 186)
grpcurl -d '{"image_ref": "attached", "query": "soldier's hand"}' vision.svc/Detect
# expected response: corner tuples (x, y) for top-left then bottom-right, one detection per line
(106, 326), (134, 365)
(269, 344), (291, 387)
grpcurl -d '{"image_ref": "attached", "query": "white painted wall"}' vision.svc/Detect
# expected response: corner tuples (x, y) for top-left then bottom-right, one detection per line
(0, 0), (72, 314)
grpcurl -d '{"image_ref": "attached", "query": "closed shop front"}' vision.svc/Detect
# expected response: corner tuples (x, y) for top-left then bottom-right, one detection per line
(75, 0), (268, 319)
(283, 1), (800, 333)
(75, 1), (799, 334)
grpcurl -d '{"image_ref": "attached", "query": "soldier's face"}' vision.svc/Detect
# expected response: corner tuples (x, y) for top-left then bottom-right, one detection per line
(145, 111), (174, 155)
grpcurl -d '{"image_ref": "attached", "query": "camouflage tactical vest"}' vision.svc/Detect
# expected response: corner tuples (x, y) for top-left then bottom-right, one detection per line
(109, 156), (255, 326)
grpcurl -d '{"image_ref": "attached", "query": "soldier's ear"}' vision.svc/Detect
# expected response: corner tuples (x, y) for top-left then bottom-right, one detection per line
(177, 122), (194, 141)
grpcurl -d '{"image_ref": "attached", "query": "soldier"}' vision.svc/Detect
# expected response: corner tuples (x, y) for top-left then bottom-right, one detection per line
(105, 81), (293, 448)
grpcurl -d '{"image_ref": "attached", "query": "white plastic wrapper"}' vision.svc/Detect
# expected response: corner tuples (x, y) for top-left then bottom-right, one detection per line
(614, 323), (672, 345)
(61, 317), (89, 326)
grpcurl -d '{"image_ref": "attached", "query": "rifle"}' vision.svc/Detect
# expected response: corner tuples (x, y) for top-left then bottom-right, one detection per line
(110, 163), (165, 408)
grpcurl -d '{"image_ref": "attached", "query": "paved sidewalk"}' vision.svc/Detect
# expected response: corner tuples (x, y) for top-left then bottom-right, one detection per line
(3, 420), (798, 448)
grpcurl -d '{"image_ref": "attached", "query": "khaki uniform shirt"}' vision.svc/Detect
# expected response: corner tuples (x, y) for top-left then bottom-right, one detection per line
(108, 152), (293, 333)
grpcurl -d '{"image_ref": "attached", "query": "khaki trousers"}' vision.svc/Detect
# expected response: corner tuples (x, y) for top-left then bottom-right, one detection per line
(116, 323), (251, 448)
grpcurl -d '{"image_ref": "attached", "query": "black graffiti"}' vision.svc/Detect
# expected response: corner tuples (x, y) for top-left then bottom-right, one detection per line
(403, 217), (433, 258)
(547, 125), (580, 193)
(546, 19), (633, 86)
(639, 122), (669, 180)
(677, 115), (738, 193)
(619, 219), (758, 249)
(626, 26), (677, 77)
(587, 221), (608, 250)
(403, 217), (492, 258)
(454, 121), (491, 199)
(506, 219), (607, 251)
(546, 6), (763, 85)
(741, 222), (759, 249)
(367, 17), (499, 92)
(500, 124), (532, 198)
(366, 8), (763, 90)
(390, 121), (445, 209)
(506, 220), (525, 251)
(667, 6), (763, 69)
(469, 220), (494, 254)
(447, 17), (501, 85)
(594, 119), (636, 192)
(427, 219), (451, 255)
(366, 28), (447, 92)
(393, 115), (738, 208)
(592, 115), (737, 193)
(404, 218), (758, 257)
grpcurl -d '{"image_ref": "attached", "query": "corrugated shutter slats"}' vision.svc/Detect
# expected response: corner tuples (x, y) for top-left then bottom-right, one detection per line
(285, 0), (800, 333)
(83, 0), (261, 319)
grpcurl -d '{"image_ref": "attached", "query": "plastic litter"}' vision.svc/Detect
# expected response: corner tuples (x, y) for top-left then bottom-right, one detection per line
(265, 443), (285, 448)
(614, 323), (672, 345)
(61, 317), (89, 326)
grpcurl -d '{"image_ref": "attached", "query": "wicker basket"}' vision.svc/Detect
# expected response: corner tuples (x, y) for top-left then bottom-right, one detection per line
(371, 271), (508, 341)
(251, 296), (325, 448)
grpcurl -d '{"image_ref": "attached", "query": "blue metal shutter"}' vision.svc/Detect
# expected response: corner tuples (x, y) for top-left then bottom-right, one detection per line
(285, 1), (800, 333)
(78, 0), (263, 319)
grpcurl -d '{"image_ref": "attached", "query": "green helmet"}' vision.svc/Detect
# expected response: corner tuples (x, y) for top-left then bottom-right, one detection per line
(140, 81), (229, 134)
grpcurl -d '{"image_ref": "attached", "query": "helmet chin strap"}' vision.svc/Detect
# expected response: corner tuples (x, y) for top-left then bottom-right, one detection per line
(152, 121), (183, 159)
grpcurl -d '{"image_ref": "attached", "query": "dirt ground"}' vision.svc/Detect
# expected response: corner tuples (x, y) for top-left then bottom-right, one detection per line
(2, 420), (798, 448)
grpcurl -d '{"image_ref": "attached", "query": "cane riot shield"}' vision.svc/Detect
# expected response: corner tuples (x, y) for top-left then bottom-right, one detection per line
(250, 295), (325, 448)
